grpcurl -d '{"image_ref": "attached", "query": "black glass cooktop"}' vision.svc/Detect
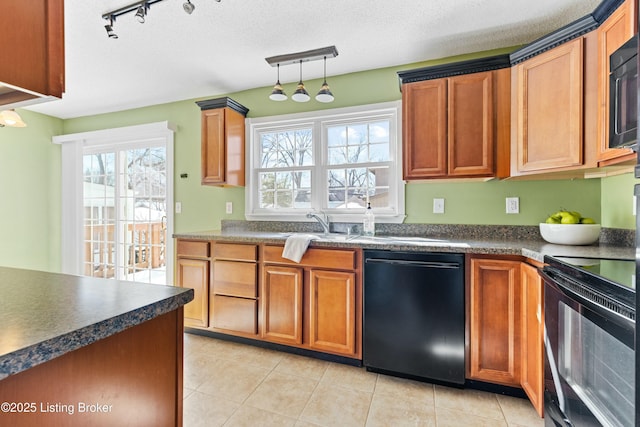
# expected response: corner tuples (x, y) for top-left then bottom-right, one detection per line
(544, 256), (636, 318)
(552, 256), (636, 291)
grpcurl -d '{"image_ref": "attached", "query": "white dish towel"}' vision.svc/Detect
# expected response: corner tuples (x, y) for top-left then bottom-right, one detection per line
(282, 234), (319, 263)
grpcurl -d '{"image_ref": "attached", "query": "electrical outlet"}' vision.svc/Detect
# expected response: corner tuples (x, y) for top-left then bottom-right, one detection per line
(175, 202), (182, 214)
(506, 197), (519, 214)
(634, 196), (637, 216)
(433, 198), (445, 214)
(225, 202), (233, 214)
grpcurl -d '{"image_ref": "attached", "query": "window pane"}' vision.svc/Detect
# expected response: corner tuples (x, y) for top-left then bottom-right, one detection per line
(369, 121), (390, 143)
(327, 120), (391, 165)
(260, 128), (313, 168)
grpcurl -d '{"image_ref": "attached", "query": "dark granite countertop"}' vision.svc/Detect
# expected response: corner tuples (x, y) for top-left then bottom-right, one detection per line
(173, 228), (635, 264)
(0, 267), (193, 380)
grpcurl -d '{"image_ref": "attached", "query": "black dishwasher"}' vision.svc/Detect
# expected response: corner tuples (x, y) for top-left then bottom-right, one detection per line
(363, 250), (465, 385)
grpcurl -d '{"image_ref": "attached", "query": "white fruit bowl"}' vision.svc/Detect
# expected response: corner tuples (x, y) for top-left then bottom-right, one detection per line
(539, 223), (601, 245)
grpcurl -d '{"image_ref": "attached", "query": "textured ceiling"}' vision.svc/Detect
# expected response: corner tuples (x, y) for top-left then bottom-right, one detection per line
(27, 0), (602, 119)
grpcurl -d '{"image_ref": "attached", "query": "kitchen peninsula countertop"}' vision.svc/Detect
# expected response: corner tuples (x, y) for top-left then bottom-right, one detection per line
(0, 267), (193, 380)
(173, 228), (635, 263)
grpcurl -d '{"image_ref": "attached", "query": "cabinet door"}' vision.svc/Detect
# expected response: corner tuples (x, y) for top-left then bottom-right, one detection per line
(402, 79), (448, 178)
(176, 258), (210, 328)
(201, 108), (226, 185)
(520, 263), (544, 417)
(596, 0), (637, 164)
(448, 72), (494, 176)
(0, 0), (65, 102)
(308, 269), (356, 356)
(468, 258), (521, 386)
(261, 265), (303, 345)
(211, 295), (258, 335)
(513, 38), (584, 173)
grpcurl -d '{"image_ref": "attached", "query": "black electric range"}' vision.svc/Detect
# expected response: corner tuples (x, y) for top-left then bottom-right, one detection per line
(544, 255), (636, 320)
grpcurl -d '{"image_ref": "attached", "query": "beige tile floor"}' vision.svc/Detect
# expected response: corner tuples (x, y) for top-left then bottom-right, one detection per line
(183, 333), (544, 427)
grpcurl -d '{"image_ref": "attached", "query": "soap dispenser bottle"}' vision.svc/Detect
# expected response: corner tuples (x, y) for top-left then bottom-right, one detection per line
(363, 202), (375, 236)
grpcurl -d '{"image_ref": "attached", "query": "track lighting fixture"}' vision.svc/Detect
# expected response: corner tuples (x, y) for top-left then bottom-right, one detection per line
(135, 2), (147, 23)
(265, 46), (338, 103)
(101, 0), (223, 37)
(269, 64), (287, 101)
(0, 110), (27, 128)
(315, 56), (334, 103)
(104, 16), (118, 39)
(291, 61), (310, 103)
(183, 0), (195, 15)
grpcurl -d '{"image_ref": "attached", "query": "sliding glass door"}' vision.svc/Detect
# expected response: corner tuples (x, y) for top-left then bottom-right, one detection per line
(83, 143), (168, 285)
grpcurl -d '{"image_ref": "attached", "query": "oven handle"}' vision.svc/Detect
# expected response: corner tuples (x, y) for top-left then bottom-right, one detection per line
(540, 268), (634, 327)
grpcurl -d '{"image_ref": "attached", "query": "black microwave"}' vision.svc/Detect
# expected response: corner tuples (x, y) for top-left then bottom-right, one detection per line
(609, 34), (638, 151)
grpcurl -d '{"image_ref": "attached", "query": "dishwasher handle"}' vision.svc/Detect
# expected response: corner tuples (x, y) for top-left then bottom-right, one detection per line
(365, 258), (461, 269)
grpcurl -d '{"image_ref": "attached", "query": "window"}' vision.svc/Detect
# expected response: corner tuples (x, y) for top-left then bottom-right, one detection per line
(246, 102), (404, 223)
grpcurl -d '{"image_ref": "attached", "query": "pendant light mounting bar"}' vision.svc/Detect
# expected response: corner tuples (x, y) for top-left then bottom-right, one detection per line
(265, 46), (338, 67)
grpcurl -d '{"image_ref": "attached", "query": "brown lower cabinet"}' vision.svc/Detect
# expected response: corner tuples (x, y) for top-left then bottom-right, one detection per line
(261, 245), (361, 359)
(175, 239), (361, 360)
(176, 240), (210, 328)
(467, 255), (544, 417)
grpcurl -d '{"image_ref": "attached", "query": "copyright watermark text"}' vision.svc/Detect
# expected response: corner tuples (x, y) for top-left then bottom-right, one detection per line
(1, 401), (113, 415)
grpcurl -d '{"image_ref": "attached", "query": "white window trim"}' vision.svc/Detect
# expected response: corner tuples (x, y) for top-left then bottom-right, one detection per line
(245, 101), (405, 224)
(53, 121), (175, 280)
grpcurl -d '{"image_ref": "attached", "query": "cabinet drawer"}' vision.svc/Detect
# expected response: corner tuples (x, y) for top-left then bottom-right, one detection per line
(212, 295), (257, 335)
(177, 240), (210, 258)
(213, 243), (257, 261)
(263, 245), (356, 270)
(212, 260), (257, 298)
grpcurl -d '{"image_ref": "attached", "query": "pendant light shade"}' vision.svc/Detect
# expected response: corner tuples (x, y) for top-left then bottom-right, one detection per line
(0, 110), (27, 128)
(315, 56), (334, 103)
(269, 64), (287, 101)
(291, 60), (310, 102)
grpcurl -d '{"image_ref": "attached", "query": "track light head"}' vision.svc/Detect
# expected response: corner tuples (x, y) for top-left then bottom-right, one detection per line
(183, 0), (195, 14)
(135, 3), (147, 23)
(104, 16), (118, 39)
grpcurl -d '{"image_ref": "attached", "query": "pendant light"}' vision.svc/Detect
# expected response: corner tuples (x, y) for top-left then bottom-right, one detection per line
(269, 64), (287, 101)
(0, 110), (27, 128)
(315, 56), (334, 103)
(291, 60), (310, 103)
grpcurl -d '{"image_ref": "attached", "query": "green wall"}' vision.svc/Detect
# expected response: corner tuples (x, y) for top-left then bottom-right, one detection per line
(0, 46), (635, 272)
(0, 109), (63, 272)
(601, 172), (638, 229)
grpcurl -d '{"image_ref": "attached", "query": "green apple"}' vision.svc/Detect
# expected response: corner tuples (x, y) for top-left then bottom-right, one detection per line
(580, 217), (596, 224)
(560, 212), (580, 224)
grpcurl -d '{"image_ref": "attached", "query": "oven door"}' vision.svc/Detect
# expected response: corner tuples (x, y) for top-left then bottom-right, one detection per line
(542, 269), (635, 427)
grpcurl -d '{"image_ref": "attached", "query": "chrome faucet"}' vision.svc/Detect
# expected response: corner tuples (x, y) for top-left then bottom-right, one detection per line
(306, 212), (330, 234)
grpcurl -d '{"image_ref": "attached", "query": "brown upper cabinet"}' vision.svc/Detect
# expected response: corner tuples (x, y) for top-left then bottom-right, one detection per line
(0, 0), (65, 107)
(596, 0), (637, 166)
(511, 38), (586, 174)
(196, 97), (249, 187)
(399, 57), (511, 180)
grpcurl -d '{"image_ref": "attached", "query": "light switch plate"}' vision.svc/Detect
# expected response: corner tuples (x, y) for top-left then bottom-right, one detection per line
(175, 202), (182, 214)
(433, 198), (445, 214)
